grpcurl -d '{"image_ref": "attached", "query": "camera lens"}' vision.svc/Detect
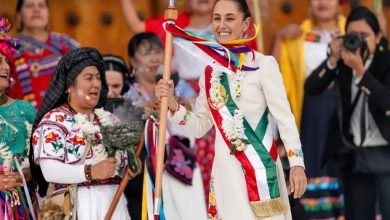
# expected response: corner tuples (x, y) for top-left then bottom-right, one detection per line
(343, 32), (364, 52)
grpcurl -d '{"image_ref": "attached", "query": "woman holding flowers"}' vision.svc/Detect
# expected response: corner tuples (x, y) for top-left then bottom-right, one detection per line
(0, 17), (36, 220)
(155, 0), (306, 219)
(31, 47), (136, 219)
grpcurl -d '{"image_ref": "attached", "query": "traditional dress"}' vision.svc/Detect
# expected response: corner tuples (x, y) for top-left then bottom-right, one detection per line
(279, 18), (345, 219)
(168, 51), (305, 220)
(0, 100), (36, 220)
(32, 105), (130, 220)
(9, 33), (79, 108)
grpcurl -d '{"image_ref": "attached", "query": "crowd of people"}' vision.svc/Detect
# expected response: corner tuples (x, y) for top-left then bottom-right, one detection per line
(0, 0), (389, 220)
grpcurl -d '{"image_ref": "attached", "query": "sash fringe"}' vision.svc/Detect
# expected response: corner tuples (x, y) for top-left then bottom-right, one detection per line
(250, 197), (288, 218)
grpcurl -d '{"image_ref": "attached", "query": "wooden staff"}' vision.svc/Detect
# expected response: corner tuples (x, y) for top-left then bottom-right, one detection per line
(252, 0), (264, 52)
(104, 136), (145, 220)
(154, 0), (178, 216)
(374, 0), (382, 16)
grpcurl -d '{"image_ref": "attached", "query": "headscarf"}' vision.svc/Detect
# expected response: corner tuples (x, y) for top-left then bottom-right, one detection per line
(31, 47), (107, 196)
(33, 47), (108, 130)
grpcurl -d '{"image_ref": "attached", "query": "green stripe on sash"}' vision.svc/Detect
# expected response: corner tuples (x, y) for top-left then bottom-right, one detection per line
(220, 73), (280, 198)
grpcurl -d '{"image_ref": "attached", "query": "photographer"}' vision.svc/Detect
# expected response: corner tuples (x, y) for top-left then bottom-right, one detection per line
(305, 6), (390, 220)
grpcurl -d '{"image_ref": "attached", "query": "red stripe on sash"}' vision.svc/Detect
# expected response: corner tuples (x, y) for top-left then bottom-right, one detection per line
(204, 65), (260, 201)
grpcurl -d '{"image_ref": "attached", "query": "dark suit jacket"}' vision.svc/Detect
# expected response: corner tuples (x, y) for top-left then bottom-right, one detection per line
(305, 49), (390, 155)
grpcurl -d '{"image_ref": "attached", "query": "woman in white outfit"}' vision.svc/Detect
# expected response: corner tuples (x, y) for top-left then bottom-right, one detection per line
(155, 0), (307, 219)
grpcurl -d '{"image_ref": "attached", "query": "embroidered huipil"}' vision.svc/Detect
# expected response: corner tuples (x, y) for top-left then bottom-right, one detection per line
(9, 33), (79, 108)
(0, 100), (36, 220)
(168, 52), (304, 220)
(32, 105), (130, 220)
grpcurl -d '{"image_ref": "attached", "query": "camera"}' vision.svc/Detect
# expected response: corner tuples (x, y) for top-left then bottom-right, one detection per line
(342, 31), (367, 52)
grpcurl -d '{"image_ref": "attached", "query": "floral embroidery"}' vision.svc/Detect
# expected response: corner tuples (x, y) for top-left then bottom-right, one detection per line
(178, 109), (191, 126)
(209, 68), (245, 108)
(170, 149), (193, 178)
(287, 149), (303, 158)
(232, 70), (244, 101)
(45, 132), (59, 143)
(45, 132), (63, 152)
(221, 109), (249, 154)
(55, 115), (65, 122)
(208, 178), (219, 219)
(32, 135), (38, 145)
(209, 71), (227, 109)
(69, 136), (85, 145)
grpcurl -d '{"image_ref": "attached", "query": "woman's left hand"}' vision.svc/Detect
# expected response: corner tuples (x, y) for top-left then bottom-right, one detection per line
(341, 48), (365, 76)
(289, 166), (307, 198)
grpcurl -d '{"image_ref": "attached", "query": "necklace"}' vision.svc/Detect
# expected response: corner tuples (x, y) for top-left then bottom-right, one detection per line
(0, 93), (8, 106)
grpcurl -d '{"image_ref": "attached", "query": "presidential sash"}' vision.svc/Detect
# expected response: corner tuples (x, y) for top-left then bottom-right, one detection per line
(204, 65), (288, 218)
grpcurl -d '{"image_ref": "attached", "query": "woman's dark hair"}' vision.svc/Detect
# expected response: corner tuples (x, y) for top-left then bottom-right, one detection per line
(103, 54), (130, 95)
(214, 0), (251, 19)
(127, 32), (162, 83)
(16, 0), (49, 12)
(346, 6), (380, 35)
(127, 32), (162, 58)
(16, 0), (50, 32)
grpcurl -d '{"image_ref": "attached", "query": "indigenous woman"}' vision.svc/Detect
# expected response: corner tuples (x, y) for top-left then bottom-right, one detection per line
(273, 0), (346, 218)
(8, 0), (79, 108)
(0, 17), (37, 220)
(156, 0), (307, 219)
(32, 48), (135, 219)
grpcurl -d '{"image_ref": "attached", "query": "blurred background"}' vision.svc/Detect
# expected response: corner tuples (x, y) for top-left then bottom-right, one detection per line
(0, 0), (389, 60)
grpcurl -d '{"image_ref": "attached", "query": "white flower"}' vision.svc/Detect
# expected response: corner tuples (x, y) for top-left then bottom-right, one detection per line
(0, 143), (13, 171)
(91, 143), (107, 164)
(209, 70), (227, 109)
(74, 113), (99, 135)
(24, 121), (33, 156)
(233, 71), (245, 101)
(221, 110), (247, 153)
(94, 108), (112, 127)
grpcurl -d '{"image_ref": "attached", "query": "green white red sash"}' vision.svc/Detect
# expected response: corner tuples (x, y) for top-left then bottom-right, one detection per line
(204, 65), (288, 218)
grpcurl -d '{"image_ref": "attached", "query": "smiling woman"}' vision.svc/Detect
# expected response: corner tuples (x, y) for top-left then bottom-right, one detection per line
(0, 17), (37, 220)
(155, 0), (307, 219)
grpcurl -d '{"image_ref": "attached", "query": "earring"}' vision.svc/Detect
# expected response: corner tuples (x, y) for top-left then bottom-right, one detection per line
(67, 92), (71, 102)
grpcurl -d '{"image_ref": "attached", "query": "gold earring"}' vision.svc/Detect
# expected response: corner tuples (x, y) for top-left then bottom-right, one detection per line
(67, 92), (71, 102)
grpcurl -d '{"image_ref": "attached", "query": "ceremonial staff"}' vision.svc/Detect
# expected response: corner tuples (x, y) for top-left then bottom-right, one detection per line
(154, 0), (178, 216)
(105, 136), (145, 220)
(374, 0), (382, 16)
(252, 0), (264, 52)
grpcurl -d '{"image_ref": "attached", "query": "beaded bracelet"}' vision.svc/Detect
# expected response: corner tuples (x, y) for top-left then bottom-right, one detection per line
(84, 164), (93, 182)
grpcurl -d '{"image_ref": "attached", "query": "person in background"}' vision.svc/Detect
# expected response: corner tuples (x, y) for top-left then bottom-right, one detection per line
(120, 1), (218, 200)
(0, 17), (37, 220)
(305, 6), (390, 220)
(125, 32), (206, 220)
(8, 0), (79, 108)
(272, 0), (346, 218)
(120, 0), (214, 45)
(103, 54), (131, 99)
(124, 32), (196, 107)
